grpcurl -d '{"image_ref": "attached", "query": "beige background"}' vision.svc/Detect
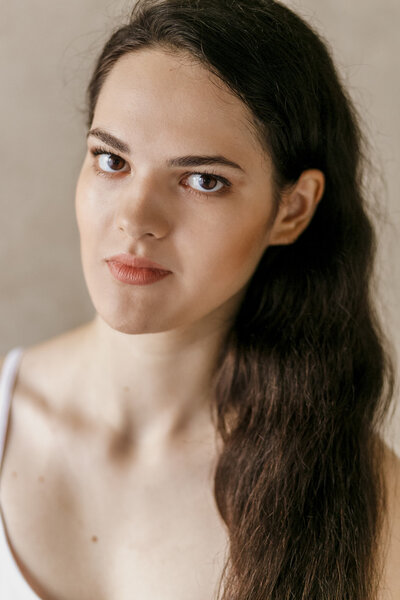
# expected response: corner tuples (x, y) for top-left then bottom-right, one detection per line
(1, 1), (399, 448)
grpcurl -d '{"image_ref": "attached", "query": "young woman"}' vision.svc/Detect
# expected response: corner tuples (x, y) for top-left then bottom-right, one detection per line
(0, 0), (399, 598)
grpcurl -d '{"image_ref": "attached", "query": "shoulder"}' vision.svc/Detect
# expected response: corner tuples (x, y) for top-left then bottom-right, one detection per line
(377, 436), (400, 599)
(0, 321), (93, 415)
(0, 323), (93, 497)
(380, 436), (400, 492)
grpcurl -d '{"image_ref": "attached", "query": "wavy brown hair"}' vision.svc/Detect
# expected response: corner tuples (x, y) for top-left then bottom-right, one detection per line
(86, 1), (395, 597)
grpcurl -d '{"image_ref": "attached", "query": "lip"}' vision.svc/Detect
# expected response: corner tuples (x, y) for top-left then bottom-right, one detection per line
(105, 253), (172, 286)
(105, 253), (171, 272)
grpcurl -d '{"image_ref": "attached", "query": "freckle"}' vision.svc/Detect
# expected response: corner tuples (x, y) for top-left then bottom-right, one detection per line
(38, 476), (45, 483)
(123, 386), (130, 392)
(12, 471), (18, 478)
(91, 535), (98, 543)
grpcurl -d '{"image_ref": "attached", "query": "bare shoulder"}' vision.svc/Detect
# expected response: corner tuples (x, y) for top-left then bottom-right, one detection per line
(0, 322), (95, 507)
(380, 437), (400, 488)
(379, 436), (400, 519)
(0, 323), (94, 458)
(377, 436), (400, 599)
(12, 321), (93, 406)
(0, 322), (93, 451)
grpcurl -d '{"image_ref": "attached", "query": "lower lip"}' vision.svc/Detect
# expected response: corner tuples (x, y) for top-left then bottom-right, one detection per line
(107, 261), (171, 285)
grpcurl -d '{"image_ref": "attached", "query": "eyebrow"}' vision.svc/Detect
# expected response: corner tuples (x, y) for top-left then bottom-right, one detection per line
(87, 128), (246, 174)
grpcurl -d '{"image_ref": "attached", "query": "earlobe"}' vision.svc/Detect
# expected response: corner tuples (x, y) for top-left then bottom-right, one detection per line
(268, 169), (325, 246)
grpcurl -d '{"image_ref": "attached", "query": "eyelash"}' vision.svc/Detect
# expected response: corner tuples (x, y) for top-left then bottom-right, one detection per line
(89, 146), (232, 197)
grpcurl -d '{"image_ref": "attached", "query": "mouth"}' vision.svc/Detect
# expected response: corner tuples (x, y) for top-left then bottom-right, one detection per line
(105, 253), (172, 286)
(105, 253), (171, 272)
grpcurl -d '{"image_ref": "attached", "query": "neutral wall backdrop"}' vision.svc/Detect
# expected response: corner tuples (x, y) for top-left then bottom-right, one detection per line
(1, 0), (399, 449)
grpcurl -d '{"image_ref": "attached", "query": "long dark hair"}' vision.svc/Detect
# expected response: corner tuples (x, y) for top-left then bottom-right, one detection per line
(86, 1), (395, 597)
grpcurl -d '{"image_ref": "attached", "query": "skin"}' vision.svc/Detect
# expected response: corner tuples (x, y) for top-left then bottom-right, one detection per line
(0, 43), (399, 600)
(73, 47), (324, 453)
(0, 47), (331, 599)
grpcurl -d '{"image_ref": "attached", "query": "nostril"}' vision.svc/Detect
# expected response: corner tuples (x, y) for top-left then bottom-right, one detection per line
(115, 202), (170, 240)
(118, 223), (159, 239)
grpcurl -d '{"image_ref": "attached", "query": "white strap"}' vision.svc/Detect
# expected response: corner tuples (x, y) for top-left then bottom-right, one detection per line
(0, 348), (24, 467)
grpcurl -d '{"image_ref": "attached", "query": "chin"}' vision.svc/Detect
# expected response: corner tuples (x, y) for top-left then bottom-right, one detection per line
(93, 300), (183, 335)
(98, 310), (166, 335)
(84, 278), (173, 334)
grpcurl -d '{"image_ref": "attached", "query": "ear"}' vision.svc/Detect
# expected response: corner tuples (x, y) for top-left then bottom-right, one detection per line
(268, 169), (325, 246)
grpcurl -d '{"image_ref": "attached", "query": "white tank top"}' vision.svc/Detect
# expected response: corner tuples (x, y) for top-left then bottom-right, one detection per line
(0, 347), (42, 599)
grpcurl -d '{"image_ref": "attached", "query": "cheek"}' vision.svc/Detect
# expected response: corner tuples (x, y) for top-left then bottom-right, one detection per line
(75, 167), (91, 235)
(188, 213), (271, 295)
(75, 169), (110, 243)
(226, 221), (269, 270)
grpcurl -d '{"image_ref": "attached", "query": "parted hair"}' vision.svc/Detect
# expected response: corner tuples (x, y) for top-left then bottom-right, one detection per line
(86, 1), (395, 598)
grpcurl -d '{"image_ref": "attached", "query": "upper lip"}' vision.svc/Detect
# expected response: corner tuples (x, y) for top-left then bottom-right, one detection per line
(106, 253), (171, 271)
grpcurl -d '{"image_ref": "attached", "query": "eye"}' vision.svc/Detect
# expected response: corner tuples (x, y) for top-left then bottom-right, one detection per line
(91, 147), (129, 174)
(97, 153), (127, 172)
(184, 172), (230, 194)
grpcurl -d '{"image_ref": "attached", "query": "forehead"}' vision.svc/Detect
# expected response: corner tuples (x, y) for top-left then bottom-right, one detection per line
(93, 47), (268, 168)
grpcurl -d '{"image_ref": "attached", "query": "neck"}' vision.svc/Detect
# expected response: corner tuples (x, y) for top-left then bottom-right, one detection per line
(78, 311), (232, 459)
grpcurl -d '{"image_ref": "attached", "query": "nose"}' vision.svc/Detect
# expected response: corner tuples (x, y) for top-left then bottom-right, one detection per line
(115, 175), (171, 240)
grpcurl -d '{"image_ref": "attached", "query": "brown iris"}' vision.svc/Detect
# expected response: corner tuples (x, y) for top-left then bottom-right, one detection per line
(107, 154), (126, 171)
(197, 174), (218, 190)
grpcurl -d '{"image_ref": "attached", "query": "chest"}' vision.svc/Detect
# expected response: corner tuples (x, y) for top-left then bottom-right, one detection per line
(0, 401), (228, 600)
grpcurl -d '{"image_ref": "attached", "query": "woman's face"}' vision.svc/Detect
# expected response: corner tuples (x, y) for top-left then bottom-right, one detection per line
(75, 48), (281, 334)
